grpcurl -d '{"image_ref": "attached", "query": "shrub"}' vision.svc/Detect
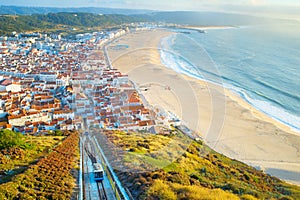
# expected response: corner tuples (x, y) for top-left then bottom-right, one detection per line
(0, 129), (26, 150)
(279, 197), (294, 200)
(53, 130), (63, 136)
(171, 183), (240, 200)
(147, 180), (177, 200)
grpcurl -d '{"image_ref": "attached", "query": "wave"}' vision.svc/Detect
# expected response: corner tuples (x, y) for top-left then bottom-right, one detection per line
(252, 91), (285, 109)
(254, 79), (300, 103)
(160, 35), (225, 85)
(159, 34), (300, 132)
(160, 34), (176, 51)
(160, 49), (226, 86)
(234, 89), (298, 133)
(240, 91), (300, 132)
(218, 84), (300, 132)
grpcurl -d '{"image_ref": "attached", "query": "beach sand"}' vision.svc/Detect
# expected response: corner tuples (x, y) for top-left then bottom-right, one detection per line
(107, 29), (300, 185)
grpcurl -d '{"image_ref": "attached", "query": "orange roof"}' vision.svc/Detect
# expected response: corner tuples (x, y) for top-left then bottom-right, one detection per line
(0, 79), (12, 86)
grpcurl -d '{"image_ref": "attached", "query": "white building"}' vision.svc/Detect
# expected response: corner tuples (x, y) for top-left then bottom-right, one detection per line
(9, 112), (51, 126)
(53, 111), (74, 120)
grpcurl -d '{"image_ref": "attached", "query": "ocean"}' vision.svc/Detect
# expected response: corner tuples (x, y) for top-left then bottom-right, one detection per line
(160, 22), (300, 132)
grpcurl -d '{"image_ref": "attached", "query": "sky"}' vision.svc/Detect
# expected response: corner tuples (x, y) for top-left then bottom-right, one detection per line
(1, 0), (300, 20)
(0, 0), (300, 10)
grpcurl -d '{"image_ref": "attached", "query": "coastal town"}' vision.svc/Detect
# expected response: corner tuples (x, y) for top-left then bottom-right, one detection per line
(0, 25), (180, 135)
(1, 5), (300, 200)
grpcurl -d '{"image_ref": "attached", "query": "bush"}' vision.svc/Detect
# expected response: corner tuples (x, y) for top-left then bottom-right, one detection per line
(171, 183), (240, 200)
(0, 129), (26, 150)
(279, 197), (294, 200)
(147, 180), (177, 200)
(53, 130), (63, 136)
(0, 153), (9, 164)
(1, 147), (25, 160)
(167, 171), (190, 185)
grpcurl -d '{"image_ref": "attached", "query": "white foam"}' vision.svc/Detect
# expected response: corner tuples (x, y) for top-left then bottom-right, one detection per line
(160, 36), (211, 81)
(160, 46), (227, 88)
(241, 91), (300, 132)
(217, 82), (300, 132)
(160, 34), (300, 133)
(160, 50), (204, 80)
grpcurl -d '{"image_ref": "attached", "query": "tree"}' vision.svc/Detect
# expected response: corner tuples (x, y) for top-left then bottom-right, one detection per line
(0, 129), (25, 150)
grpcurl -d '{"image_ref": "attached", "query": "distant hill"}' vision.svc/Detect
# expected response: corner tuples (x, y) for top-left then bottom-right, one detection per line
(0, 10), (289, 36)
(146, 11), (287, 26)
(0, 6), (288, 26)
(0, 5), (153, 15)
(0, 12), (148, 35)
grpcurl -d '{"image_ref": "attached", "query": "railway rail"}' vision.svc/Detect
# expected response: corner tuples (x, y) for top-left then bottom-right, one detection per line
(97, 181), (108, 200)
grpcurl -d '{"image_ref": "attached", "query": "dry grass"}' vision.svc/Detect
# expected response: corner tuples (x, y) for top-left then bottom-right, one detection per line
(98, 129), (300, 200)
(0, 135), (65, 183)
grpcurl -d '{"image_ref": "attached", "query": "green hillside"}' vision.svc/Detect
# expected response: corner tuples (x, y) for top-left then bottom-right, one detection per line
(0, 130), (80, 199)
(0, 11), (285, 36)
(94, 129), (300, 200)
(0, 12), (147, 35)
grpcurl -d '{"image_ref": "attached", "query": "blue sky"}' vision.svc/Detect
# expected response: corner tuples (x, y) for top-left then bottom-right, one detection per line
(0, 0), (300, 10)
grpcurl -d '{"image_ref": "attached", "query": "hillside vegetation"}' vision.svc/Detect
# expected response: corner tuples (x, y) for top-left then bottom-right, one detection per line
(94, 129), (300, 200)
(0, 130), (79, 199)
(0, 12), (147, 35)
(0, 5), (152, 15)
(0, 129), (65, 183)
(0, 10), (284, 36)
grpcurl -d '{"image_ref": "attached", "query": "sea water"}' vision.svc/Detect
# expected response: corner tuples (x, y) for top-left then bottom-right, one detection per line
(160, 22), (300, 132)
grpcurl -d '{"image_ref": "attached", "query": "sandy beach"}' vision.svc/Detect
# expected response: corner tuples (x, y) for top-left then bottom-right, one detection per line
(107, 29), (300, 185)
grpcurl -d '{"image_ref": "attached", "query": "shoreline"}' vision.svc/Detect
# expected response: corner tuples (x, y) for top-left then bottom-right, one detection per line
(225, 88), (300, 135)
(159, 31), (300, 134)
(106, 29), (300, 185)
(180, 73), (300, 136)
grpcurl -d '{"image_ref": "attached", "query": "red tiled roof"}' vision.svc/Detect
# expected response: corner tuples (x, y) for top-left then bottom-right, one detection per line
(0, 79), (12, 86)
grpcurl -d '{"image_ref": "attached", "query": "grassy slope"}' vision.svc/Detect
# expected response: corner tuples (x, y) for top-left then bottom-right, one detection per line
(0, 131), (80, 199)
(0, 135), (64, 183)
(95, 129), (300, 200)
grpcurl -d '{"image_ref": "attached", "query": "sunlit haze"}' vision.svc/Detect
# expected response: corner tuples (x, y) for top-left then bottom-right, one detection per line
(1, 0), (299, 20)
(0, 0), (299, 10)
(1, 0), (300, 198)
